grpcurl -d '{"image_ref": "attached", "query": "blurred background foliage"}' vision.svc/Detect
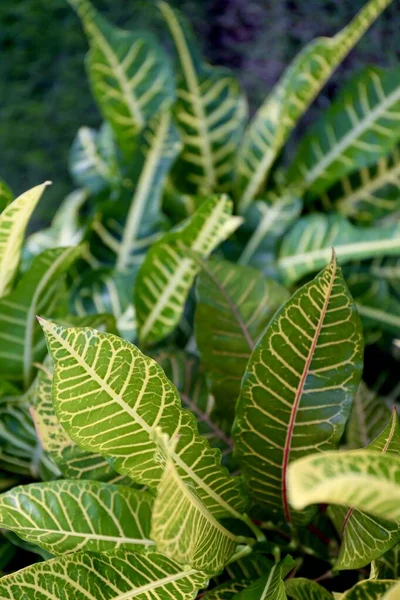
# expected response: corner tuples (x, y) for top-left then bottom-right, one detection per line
(0, 0), (399, 225)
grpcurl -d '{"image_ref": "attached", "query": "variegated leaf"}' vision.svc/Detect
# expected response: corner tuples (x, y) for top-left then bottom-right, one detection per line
(195, 257), (289, 421)
(285, 578), (333, 600)
(0, 182), (50, 297)
(232, 559), (293, 600)
(233, 255), (363, 524)
(39, 320), (248, 520)
(159, 2), (247, 194)
(372, 543), (400, 579)
(0, 549), (209, 599)
(0, 480), (154, 555)
(135, 195), (242, 345)
(346, 381), (392, 449)
(278, 214), (400, 284)
(341, 580), (396, 600)
(203, 580), (250, 599)
(67, 0), (174, 155)
(235, 0), (391, 212)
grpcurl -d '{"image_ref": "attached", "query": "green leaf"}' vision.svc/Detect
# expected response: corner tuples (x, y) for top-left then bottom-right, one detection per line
(329, 410), (400, 570)
(235, 0), (391, 212)
(232, 561), (290, 600)
(0, 549), (209, 599)
(39, 320), (248, 520)
(340, 580), (396, 600)
(159, 2), (246, 195)
(69, 123), (121, 194)
(195, 257), (289, 421)
(0, 180), (13, 213)
(326, 146), (400, 223)
(0, 246), (82, 387)
(0, 480), (154, 555)
(204, 581), (250, 599)
(135, 194), (242, 345)
(233, 255), (363, 524)
(278, 214), (400, 284)
(382, 581), (400, 600)
(67, 0), (175, 156)
(0, 182), (50, 297)
(288, 449), (400, 522)
(346, 381), (392, 449)
(287, 66), (400, 198)
(285, 578), (333, 600)
(151, 432), (239, 574)
(371, 543), (400, 579)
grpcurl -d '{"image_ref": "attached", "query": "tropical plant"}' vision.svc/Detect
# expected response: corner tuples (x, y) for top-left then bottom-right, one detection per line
(0, 0), (400, 596)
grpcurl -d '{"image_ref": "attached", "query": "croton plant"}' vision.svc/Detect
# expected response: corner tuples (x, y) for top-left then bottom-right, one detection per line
(0, 0), (400, 597)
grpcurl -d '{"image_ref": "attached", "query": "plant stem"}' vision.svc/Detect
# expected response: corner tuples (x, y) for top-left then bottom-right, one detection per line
(241, 514), (266, 542)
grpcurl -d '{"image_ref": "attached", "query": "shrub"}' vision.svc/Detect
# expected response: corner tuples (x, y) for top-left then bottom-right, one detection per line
(0, 0), (399, 596)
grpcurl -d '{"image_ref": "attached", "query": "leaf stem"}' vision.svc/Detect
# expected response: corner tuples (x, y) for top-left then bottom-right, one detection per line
(241, 515), (266, 542)
(225, 544), (253, 566)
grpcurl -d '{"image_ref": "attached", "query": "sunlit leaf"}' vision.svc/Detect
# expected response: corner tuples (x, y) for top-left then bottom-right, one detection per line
(232, 558), (294, 600)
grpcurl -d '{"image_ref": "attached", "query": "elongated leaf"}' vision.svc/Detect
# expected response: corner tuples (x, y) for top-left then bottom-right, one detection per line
(285, 578), (333, 600)
(0, 480), (154, 555)
(232, 561), (290, 600)
(32, 360), (134, 484)
(356, 298), (400, 336)
(288, 450), (400, 521)
(278, 214), (400, 284)
(151, 432), (238, 573)
(159, 2), (246, 194)
(135, 195), (242, 345)
(67, 0), (174, 155)
(195, 257), (289, 420)
(382, 581), (400, 599)
(39, 320), (248, 520)
(0, 549), (209, 599)
(0, 182), (50, 297)
(329, 410), (400, 569)
(0, 246), (82, 387)
(288, 66), (400, 198)
(235, 0), (391, 212)
(326, 146), (400, 223)
(346, 381), (392, 449)
(70, 123), (120, 194)
(341, 580), (396, 600)
(233, 255), (363, 524)
(0, 180), (13, 213)
(204, 581), (250, 599)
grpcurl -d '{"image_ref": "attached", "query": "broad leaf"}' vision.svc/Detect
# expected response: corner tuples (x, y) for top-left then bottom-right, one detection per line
(285, 578), (333, 600)
(159, 2), (246, 194)
(329, 410), (400, 569)
(0, 549), (209, 599)
(287, 66), (400, 198)
(234, 0), (391, 212)
(0, 246), (82, 387)
(195, 257), (289, 421)
(278, 214), (400, 284)
(288, 449), (400, 522)
(382, 582), (400, 600)
(341, 580), (396, 599)
(39, 320), (248, 520)
(151, 432), (238, 574)
(233, 255), (363, 524)
(372, 543), (400, 579)
(232, 560), (292, 600)
(0, 182), (50, 297)
(67, 0), (174, 155)
(0, 480), (154, 555)
(135, 195), (242, 345)
(346, 381), (391, 449)
(204, 581), (250, 599)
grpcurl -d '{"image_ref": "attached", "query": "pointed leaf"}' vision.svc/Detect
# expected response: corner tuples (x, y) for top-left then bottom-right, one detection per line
(0, 480), (154, 555)
(204, 581), (250, 599)
(39, 320), (248, 520)
(67, 0), (174, 155)
(0, 182), (50, 297)
(341, 580), (396, 600)
(233, 256), (363, 524)
(278, 214), (400, 284)
(372, 543), (400, 579)
(285, 578), (333, 600)
(232, 560), (292, 600)
(346, 381), (391, 449)
(0, 549), (209, 599)
(235, 0), (391, 212)
(159, 2), (246, 194)
(0, 246), (82, 387)
(135, 195), (242, 345)
(195, 257), (289, 421)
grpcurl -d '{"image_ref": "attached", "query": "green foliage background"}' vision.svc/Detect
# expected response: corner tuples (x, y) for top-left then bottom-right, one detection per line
(0, 0), (399, 224)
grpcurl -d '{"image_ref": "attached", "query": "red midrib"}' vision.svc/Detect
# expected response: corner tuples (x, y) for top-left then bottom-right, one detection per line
(281, 261), (336, 524)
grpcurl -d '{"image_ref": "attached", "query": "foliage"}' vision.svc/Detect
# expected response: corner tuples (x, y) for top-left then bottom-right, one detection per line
(1, 0), (400, 597)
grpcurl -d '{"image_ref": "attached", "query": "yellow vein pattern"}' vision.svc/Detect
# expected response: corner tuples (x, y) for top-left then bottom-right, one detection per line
(285, 578), (333, 600)
(278, 213), (400, 284)
(39, 320), (248, 520)
(0, 480), (154, 555)
(288, 66), (400, 197)
(135, 195), (242, 345)
(346, 381), (391, 450)
(0, 549), (209, 600)
(235, 0), (391, 212)
(233, 256), (363, 524)
(341, 580), (396, 600)
(0, 246), (82, 387)
(159, 2), (246, 194)
(67, 0), (174, 156)
(0, 182), (49, 297)
(151, 433), (238, 574)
